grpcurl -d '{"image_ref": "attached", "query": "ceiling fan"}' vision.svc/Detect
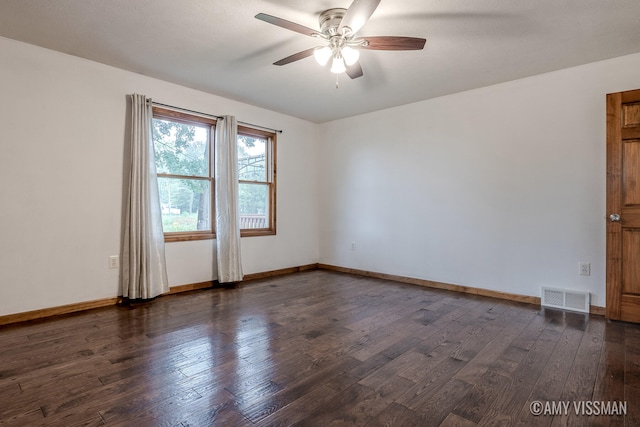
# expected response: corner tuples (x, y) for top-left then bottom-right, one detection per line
(255, 0), (426, 79)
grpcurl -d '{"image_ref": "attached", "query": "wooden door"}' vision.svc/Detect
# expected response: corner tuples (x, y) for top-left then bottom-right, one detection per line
(607, 88), (640, 322)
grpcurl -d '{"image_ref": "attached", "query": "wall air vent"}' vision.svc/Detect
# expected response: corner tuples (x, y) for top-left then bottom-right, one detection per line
(541, 287), (590, 313)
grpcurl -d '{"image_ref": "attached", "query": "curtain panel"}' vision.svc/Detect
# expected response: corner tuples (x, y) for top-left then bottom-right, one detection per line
(215, 116), (244, 283)
(121, 94), (169, 299)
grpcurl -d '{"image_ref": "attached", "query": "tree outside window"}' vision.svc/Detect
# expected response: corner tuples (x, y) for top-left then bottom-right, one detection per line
(151, 108), (276, 241)
(152, 108), (215, 241)
(237, 126), (276, 236)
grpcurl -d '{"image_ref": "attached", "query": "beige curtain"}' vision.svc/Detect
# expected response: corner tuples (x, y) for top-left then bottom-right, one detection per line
(121, 94), (169, 299)
(215, 116), (243, 283)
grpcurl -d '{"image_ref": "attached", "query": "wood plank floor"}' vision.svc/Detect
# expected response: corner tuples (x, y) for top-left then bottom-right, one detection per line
(0, 270), (638, 426)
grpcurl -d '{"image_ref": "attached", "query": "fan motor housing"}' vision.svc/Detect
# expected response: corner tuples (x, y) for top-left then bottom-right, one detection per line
(319, 8), (347, 36)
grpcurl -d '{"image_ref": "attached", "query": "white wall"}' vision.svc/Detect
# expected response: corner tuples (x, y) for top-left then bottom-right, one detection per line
(3, 34), (640, 317)
(0, 36), (319, 316)
(318, 52), (640, 308)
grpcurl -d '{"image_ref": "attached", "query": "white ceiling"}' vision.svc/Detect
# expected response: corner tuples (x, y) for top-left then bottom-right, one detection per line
(1, 0), (640, 123)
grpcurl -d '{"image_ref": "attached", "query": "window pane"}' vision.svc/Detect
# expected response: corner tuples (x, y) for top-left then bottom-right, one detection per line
(158, 177), (211, 232)
(237, 135), (266, 181)
(153, 119), (209, 177)
(239, 183), (269, 229)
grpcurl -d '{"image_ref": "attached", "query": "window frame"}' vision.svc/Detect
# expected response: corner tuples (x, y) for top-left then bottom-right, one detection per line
(152, 107), (217, 242)
(237, 125), (277, 237)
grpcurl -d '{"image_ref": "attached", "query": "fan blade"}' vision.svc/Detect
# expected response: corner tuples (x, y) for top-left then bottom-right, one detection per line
(338, 0), (381, 35)
(345, 62), (364, 79)
(273, 48), (316, 66)
(361, 36), (426, 50)
(255, 13), (319, 37)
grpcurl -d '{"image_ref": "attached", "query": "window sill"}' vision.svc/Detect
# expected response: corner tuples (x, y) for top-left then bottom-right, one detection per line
(164, 229), (275, 242)
(241, 229), (276, 237)
(164, 233), (215, 243)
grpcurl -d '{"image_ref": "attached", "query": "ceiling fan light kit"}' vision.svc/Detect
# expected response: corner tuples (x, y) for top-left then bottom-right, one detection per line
(255, 0), (426, 81)
(313, 46), (332, 66)
(331, 55), (347, 74)
(341, 46), (360, 66)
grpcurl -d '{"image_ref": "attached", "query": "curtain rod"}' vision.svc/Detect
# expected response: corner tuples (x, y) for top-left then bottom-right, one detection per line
(149, 101), (283, 134)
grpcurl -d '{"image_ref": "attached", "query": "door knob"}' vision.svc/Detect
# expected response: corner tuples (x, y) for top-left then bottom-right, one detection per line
(609, 213), (621, 222)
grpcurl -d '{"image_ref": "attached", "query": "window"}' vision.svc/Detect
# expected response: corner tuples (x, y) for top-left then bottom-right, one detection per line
(237, 126), (276, 236)
(152, 108), (277, 241)
(152, 108), (215, 242)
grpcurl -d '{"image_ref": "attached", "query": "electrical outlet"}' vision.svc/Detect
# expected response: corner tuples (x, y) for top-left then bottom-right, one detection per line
(579, 262), (590, 276)
(109, 255), (120, 269)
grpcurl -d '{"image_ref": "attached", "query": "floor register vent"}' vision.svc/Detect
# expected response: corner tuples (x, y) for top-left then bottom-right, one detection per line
(541, 287), (590, 313)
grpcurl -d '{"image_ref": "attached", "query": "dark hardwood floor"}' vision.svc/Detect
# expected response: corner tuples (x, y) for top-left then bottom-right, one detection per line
(0, 270), (638, 426)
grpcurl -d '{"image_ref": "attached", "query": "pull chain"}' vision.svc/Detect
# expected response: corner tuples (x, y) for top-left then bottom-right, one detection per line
(335, 73), (340, 89)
